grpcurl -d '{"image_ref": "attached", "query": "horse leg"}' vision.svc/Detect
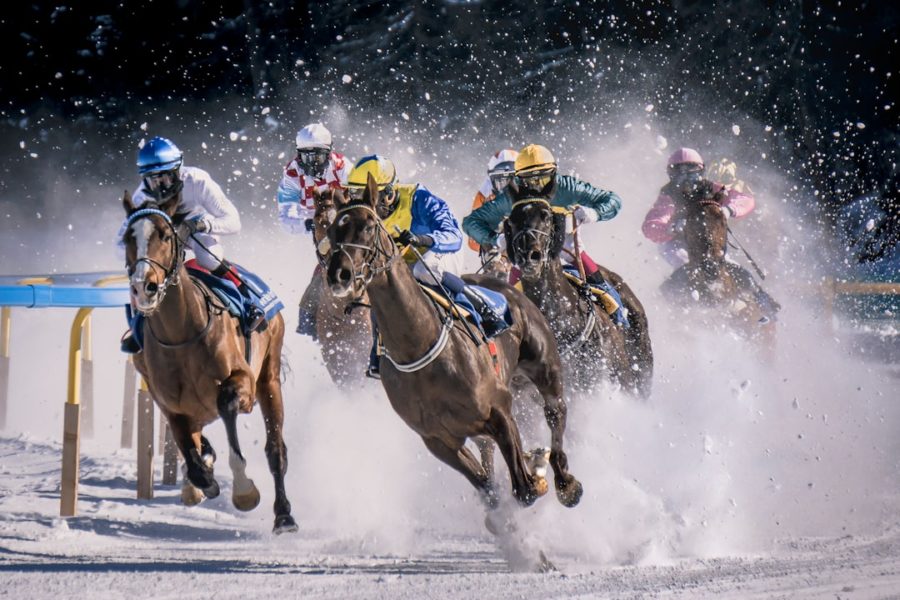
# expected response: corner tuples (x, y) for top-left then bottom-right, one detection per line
(167, 414), (220, 501)
(486, 403), (547, 507)
(256, 352), (298, 534)
(517, 358), (583, 507)
(421, 435), (497, 509)
(217, 371), (261, 513)
(475, 436), (496, 496)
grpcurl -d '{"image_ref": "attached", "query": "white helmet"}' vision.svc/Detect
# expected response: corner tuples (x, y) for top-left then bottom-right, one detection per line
(487, 148), (519, 173)
(295, 123), (332, 150)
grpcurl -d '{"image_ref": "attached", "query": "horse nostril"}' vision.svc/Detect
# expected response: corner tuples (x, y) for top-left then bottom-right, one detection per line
(338, 269), (352, 284)
(145, 281), (159, 296)
(529, 250), (542, 262)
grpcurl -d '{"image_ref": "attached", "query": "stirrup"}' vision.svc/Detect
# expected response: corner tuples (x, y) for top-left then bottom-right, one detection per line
(245, 307), (266, 333)
(120, 332), (141, 354)
(365, 364), (381, 380)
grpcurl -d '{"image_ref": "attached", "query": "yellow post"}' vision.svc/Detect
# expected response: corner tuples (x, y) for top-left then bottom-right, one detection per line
(0, 306), (10, 430)
(80, 314), (94, 438)
(60, 307), (93, 517)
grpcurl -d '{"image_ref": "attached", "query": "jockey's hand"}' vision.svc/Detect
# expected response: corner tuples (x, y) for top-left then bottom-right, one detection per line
(186, 216), (210, 234)
(397, 229), (434, 248)
(574, 206), (599, 225)
(720, 205), (733, 219)
(494, 233), (507, 252)
(304, 218), (315, 233)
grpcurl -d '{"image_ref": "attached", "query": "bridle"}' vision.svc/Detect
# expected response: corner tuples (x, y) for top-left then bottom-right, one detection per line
(327, 202), (399, 291)
(507, 198), (553, 269)
(124, 207), (184, 314)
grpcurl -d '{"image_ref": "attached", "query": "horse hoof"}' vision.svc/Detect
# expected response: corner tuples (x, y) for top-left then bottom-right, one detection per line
(556, 478), (583, 508)
(181, 484), (204, 506)
(273, 514), (298, 535)
(533, 476), (549, 498)
(232, 484), (261, 512)
(202, 480), (220, 500)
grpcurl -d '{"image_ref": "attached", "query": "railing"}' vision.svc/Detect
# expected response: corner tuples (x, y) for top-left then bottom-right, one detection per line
(0, 271), (177, 517)
(821, 278), (900, 328)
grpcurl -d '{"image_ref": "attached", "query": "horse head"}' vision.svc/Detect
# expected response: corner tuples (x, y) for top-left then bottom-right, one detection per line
(324, 173), (394, 299)
(504, 197), (566, 281)
(121, 189), (187, 314)
(312, 187), (342, 244)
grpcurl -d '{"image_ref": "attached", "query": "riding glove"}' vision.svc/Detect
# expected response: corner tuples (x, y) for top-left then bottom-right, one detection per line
(186, 216), (211, 234)
(495, 233), (507, 251)
(397, 229), (434, 248)
(574, 206), (599, 225)
(304, 218), (315, 233)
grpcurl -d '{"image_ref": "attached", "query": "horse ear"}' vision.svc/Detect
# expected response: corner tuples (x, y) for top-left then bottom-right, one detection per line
(365, 173), (378, 209)
(122, 190), (135, 214)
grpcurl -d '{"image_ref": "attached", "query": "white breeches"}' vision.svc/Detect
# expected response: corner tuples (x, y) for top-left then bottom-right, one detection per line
(412, 250), (462, 286)
(187, 233), (225, 270)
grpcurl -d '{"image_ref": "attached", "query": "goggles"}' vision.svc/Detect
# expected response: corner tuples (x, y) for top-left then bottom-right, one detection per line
(516, 168), (556, 192)
(143, 170), (177, 192)
(489, 172), (515, 194)
(297, 148), (330, 170)
(667, 163), (704, 177)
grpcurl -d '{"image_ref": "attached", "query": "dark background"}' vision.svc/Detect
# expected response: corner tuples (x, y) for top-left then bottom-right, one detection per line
(0, 1), (897, 253)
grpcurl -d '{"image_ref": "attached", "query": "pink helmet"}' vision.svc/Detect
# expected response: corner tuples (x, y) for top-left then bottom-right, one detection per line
(667, 147), (704, 168)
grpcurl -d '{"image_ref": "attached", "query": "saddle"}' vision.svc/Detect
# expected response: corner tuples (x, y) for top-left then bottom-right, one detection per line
(560, 265), (629, 327)
(417, 282), (512, 338)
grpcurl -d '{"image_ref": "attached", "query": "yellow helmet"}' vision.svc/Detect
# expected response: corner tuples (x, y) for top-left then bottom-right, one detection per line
(347, 155), (396, 191)
(514, 144), (556, 174)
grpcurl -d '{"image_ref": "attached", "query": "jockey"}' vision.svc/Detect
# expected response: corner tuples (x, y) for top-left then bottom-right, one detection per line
(467, 148), (519, 253)
(118, 136), (265, 353)
(275, 123), (352, 338)
(463, 144), (622, 286)
(641, 147), (778, 314)
(341, 154), (506, 378)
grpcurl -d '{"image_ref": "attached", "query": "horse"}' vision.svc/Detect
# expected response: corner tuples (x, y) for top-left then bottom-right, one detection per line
(661, 197), (776, 353)
(504, 197), (653, 398)
(323, 174), (583, 524)
(120, 190), (297, 534)
(306, 187), (372, 388)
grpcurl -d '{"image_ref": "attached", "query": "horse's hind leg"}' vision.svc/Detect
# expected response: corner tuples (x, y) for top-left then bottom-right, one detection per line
(422, 435), (497, 508)
(256, 351), (298, 534)
(517, 359), (582, 508)
(217, 371), (261, 512)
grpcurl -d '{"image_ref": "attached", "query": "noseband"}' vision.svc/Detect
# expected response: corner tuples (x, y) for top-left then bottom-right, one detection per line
(124, 207), (184, 311)
(328, 203), (398, 290)
(508, 198), (553, 268)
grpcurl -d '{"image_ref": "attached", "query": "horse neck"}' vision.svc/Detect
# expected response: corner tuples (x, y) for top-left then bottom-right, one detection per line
(520, 258), (578, 319)
(366, 246), (443, 362)
(147, 262), (208, 341)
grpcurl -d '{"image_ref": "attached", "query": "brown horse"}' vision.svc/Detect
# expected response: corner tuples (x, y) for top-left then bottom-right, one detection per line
(661, 198), (776, 352)
(504, 198), (653, 398)
(305, 187), (372, 388)
(121, 190), (297, 533)
(323, 174), (582, 518)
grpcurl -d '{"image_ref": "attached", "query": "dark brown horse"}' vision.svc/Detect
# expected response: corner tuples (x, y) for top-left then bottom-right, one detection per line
(306, 187), (372, 387)
(323, 174), (582, 519)
(121, 190), (297, 533)
(504, 198), (653, 398)
(661, 197), (776, 352)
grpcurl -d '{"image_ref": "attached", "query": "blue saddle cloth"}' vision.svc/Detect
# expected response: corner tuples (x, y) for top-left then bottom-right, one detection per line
(127, 265), (283, 347)
(424, 282), (512, 337)
(562, 265), (629, 327)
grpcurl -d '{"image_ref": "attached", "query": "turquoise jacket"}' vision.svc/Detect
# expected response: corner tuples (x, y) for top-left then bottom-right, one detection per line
(462, 174), (622, 246)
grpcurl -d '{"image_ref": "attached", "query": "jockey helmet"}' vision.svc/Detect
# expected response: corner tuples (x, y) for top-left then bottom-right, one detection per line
(487, 149), (518, 195)
(137, 137), (184, 201)
(515, 144), (557, 196)
(667, 147), (704, 170)
(667, 148), (705, 191)
(347, 155), (398, 217)
(295, 123), (333, 178)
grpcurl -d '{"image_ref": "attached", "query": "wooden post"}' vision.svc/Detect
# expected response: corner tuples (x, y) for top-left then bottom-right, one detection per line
(822, 277), (836, 332)
(136, 379), (154, 500)
(162, 424), (179, 485)
(80, 314), (94, 438)
(60, 307), (92, 517)
(0, 306), (10, 430)
(120, 357), (137, 448)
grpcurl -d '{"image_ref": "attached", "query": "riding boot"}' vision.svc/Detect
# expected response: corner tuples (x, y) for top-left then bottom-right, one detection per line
(120, 331), (141, 354)
(366, 317), (381, 379)
(440, 272), (509, 338)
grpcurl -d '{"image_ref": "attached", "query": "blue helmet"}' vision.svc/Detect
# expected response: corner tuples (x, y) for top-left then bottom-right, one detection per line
(137, 137), (183, 175)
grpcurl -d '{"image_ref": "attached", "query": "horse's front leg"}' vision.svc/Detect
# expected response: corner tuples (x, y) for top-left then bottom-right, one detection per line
(218, 371), (261, 512)
(167, 413), (220, 501)
(541, 396), (582, 507)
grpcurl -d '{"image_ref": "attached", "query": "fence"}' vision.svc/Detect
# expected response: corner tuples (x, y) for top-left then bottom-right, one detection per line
(0, 271), (177, 517)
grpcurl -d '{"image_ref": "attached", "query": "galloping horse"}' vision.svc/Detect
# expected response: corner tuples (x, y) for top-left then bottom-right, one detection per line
(308, 187), (372, 388)
(661, 197), (776, 351)
(121, 190), (297, 533)
(324, 174), (582, 518)
(504, 198), (652, 398)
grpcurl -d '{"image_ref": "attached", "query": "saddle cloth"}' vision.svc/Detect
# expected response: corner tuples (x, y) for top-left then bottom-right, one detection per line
(418, 283), (512, 337)
(561, 265), (629, 327)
